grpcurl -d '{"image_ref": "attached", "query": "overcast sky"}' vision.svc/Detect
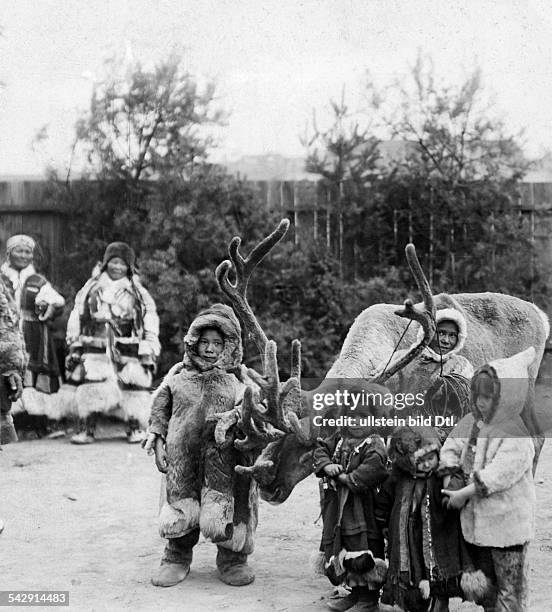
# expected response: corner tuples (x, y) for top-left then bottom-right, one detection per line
(1, 0), (552, 175)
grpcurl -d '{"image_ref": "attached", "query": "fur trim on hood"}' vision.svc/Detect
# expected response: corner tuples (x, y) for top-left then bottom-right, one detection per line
(183, 303), (243, 372)
(415, 307), (468, 362)
(388, 426), (441, 475)
(412, 440), (441, 463)
(470, 346), (535, 431)
(101, 241), (136, 273)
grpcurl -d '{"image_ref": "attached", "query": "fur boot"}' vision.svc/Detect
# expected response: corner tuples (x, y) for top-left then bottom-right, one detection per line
(216, 546), (255, 586)
(0, 411), (17, 444)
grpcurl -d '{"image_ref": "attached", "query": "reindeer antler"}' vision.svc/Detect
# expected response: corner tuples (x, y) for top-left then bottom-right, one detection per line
(216, 219), (289, 370)
(215, 219), (309, 453)
(371, 243), (436, 384)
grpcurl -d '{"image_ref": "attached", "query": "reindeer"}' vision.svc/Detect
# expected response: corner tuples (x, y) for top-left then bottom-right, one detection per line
(215, 219), (550, 504)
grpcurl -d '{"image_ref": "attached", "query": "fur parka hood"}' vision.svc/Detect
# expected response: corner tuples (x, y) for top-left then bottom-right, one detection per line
(415, 307), (468, 362)
(469, 346), (535, 435)
(388, 425), (442, 476)
(183, 303), (243, 372)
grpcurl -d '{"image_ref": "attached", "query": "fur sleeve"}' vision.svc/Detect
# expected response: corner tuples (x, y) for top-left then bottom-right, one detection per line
(475, 437), (534, 496)
(66, 280), (95, 344)
(66, 304), (81, 345)
(439, 413), (473, 470)
(0, 279), (27, 377)
(439, 434), (466, 471)
(0, 330), (27, 377)
(313, 435), (337, 477)
(374, 472), (395, 527)
(35, 282), (65, 308)
(445, 355), (474, 379)
(148, 384), (173, 439)
(135, 282), (161, 357)
(346, 441), (388, 493)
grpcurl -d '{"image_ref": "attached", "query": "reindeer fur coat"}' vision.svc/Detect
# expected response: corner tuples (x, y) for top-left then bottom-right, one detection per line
(440, 347), (536, 548)
(149, 304), (258, 554)
(0, 273), (27, 444)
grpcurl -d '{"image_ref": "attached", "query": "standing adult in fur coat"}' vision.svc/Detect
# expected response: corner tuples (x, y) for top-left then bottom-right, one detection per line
(145, 304), (259, 588)
(441, 347), (537, 611)
(0, 271), (26, 445)
(1, 235), (65, 420)
(65, 242), (160, 443)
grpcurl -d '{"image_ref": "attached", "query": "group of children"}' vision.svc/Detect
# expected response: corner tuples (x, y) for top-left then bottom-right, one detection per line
(314, 315), (538, 612)
(144, 299), (538, 611)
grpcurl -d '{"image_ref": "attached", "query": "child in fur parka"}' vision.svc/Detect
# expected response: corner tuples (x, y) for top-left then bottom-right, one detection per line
(376, 427), (476, 612)
(313, 402), (389, 612)
(441, 347), (537, 612)
(145, 304), (259, 588)
(387, 309), (474, 424)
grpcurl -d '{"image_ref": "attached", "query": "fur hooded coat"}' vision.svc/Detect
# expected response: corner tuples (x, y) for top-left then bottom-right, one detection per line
(149, 304), (259, 554)
(376, 427), (472, 607)
(439, 347), (536, 548)
(0, 273), (27, 444)
(390, 308), (474, 396)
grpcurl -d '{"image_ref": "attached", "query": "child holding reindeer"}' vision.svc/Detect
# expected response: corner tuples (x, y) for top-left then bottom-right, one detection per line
(313, 400), (389, 612)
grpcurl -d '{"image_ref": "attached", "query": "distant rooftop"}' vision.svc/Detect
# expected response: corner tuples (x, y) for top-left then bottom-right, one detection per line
(0, 174), (45, 182)
(2, 144), (551, 184)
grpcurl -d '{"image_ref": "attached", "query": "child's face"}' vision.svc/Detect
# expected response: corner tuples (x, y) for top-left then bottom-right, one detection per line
(197, 329), (224, 362)
(416, 450), (439, 473)
(341, 416), (370, 439)
(475, 393), (495, 421)
(429, 321), (458, 354)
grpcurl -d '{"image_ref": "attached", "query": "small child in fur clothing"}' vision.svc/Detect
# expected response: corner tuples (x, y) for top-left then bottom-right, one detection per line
(144, 304), (260, 589)
(441, 348), (537, 612)
(313, 404), (389, 612)
(376, 427), (471, 612)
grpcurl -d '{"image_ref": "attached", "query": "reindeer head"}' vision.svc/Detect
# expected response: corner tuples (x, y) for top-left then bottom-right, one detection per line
(215, 220), (437, 504)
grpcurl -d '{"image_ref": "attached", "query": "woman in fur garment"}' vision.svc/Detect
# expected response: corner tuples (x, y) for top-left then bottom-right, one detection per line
(0, 271), (26, 445)
(313, 403), (389, 612)
(1, 235), (65, 414)
(145, 303), (260, 588)
(376, 427), (477, 612)
(65, 242), (160, 444)
(441, 347), (537, 612)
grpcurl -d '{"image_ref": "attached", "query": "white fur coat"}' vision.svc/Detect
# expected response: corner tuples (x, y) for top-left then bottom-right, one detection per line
(440, 347), (536, 547)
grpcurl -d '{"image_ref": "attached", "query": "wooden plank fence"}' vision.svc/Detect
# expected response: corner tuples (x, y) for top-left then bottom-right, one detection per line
(1, 178), (550, 351)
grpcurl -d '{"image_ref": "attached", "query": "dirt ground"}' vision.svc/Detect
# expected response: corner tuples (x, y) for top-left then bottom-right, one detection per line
(1, 384), (551, 612)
